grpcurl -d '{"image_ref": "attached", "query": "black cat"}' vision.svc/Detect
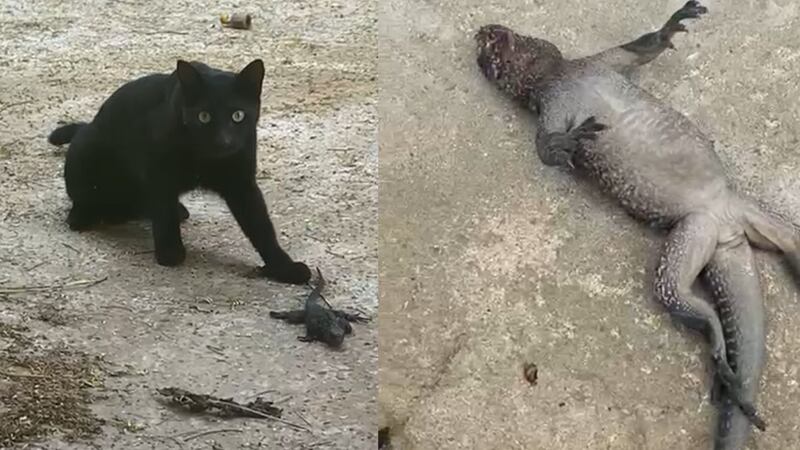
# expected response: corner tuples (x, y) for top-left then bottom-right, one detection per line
(48, 59), (311, 285)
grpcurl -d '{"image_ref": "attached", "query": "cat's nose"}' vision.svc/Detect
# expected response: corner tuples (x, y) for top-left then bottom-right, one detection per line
(217, 133), (233, 148)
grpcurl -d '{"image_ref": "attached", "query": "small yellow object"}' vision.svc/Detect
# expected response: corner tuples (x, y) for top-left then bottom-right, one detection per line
(220, 12), (252, 30)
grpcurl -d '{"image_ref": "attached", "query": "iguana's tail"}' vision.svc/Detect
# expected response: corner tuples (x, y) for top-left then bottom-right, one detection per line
(703, 240), (767, 449)
(738, 196), (800, 280)
(47, 122), (87, 146)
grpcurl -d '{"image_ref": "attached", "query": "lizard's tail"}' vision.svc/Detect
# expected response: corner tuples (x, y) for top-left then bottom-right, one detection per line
(47, 122), (87, 146)
(702, 240), (766, 450)
(738, 196), (800, 281)
(713, 394), (758, 450)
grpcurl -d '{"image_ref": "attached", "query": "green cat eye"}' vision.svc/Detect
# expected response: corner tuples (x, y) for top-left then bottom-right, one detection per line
(232, 110), (245, 123)
(198, 111), (212, 124)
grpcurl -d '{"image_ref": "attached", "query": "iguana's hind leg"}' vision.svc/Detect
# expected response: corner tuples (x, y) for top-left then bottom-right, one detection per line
(581, 1), (707, 73)
(269, 309), (306, 324)
(655, 213), (761, 425)
(740, 198), (800, 280)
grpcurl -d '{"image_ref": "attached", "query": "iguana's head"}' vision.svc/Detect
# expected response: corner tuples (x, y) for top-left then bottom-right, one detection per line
(323, 322), (346, 348)
(475, 25), (563, 105)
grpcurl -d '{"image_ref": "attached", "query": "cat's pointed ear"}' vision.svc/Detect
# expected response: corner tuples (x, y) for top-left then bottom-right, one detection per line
(176, 60), (203, 99)
(236, 59), (265, 98)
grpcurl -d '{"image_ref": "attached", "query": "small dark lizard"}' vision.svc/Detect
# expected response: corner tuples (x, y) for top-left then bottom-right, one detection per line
(269, 268), (368, 348)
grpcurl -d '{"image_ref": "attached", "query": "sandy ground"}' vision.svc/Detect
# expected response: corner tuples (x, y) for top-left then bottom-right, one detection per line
(0, 0), (377, 448)
(379, 0), (800, 449)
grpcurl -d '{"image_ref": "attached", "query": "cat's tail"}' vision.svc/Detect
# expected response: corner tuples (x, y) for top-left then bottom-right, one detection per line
(47, 122), (87, 146)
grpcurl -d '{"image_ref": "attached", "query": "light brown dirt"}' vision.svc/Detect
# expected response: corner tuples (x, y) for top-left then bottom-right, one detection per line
(379, 0), (800, 449)
(0, 0), (377, 448)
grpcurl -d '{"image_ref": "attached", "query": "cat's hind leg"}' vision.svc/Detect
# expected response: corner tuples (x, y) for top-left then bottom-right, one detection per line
(102, 196), (189, 225)
(63, 125), (158, 229)
(177, 202), (190, 222)
(63, 124), (107, 230)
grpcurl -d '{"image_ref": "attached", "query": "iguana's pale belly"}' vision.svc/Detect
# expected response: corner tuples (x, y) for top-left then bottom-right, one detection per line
(540, 69), (730, 226)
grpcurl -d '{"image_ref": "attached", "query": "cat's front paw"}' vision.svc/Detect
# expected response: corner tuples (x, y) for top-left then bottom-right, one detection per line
(262, 261), (312, 285)
(155, 243), (186, 267)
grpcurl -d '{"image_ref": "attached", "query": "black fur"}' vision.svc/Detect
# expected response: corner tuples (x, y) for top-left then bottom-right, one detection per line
(48, 122), (87, 146)
(49, 59), (310, 285)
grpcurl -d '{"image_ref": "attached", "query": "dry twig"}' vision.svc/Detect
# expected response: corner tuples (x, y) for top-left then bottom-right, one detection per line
(0, 276), (107, 294)
(180, 427), (243, 442)
(156, 387), (310, 433)
(0, 100), (32, 113)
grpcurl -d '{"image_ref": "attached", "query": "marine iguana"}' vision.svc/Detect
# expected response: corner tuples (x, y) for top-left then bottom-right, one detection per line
(476, 2), (797, 448)
(269, 268), (368, 348)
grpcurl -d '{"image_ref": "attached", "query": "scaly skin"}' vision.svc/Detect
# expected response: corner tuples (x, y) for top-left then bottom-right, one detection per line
(476, 2), (800, 448)
(269, 268), (369, 348)
(703, 239), (766, 450)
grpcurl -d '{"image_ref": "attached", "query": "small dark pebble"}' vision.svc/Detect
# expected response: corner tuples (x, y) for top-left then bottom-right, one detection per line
(523, 362), (538, 385)
(378, 427), (391, 449)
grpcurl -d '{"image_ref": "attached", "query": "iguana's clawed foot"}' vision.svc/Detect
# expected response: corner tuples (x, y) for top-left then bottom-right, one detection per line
(567, 116), (607, 140)
(711, 351), (767, 431)
(538, 116), (607, 168)
(562, 116), (608, 168)
(660, 1), (708, 49)
(667, 1), (708, 27)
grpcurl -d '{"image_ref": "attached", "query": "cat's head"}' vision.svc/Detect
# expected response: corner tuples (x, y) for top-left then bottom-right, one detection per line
(175, 59), (265, 159)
